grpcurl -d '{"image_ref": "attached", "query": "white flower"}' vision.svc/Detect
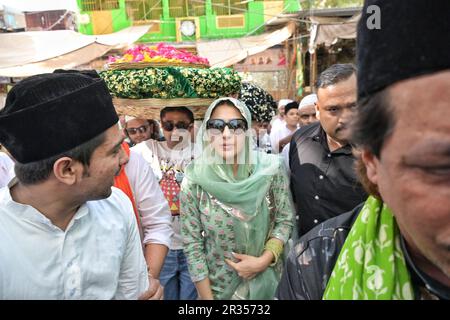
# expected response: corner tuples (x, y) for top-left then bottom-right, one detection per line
(354, 245), (364, 265)
(402, 283), (414, 300)
(366, 266), (385, 291)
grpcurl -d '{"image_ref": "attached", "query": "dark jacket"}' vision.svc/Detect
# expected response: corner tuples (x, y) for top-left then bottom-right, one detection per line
(275, 203), (450, 300)
(275, 204), (361, 300)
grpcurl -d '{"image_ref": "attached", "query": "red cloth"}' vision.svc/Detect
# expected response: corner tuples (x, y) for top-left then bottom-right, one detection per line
(113, 142), (140, 227)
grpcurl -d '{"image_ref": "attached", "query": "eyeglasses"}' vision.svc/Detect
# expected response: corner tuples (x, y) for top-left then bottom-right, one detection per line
(126, 124), (149, 135)
(206, 119), (248, 136)
(161, 121), (191, 132)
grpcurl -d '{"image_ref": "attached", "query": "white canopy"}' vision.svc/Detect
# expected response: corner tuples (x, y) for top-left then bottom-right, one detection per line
(196, 22), (295, 67)
(0, 0), (79, 13)
(0, 26), (152, 77)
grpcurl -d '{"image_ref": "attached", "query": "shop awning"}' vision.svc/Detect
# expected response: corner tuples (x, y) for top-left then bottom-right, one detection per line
(196, 22), (295, 67)
(308, 13), (361, 53)
(0, 25), (151, 77)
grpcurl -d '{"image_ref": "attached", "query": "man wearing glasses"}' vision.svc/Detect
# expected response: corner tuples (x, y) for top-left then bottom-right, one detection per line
(123, 116), (162, 146)
(132, 106), (197, 300)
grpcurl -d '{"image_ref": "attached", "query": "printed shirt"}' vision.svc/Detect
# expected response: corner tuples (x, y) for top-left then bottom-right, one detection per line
(132, 139), (194, 250)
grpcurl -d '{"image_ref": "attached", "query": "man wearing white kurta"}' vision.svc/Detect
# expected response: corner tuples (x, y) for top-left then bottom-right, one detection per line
(0, 152), (14, 188)
(0, 71), (159, 300)
(269, 99), (292, 148)
(0, 183), (148, 299)
(280, 94), (319, 174)
(124, 148), (173, 278)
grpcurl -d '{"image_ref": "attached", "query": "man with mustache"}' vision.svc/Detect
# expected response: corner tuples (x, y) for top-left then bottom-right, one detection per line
(276, 0), (450, 299)
(289, 64), (367, 237)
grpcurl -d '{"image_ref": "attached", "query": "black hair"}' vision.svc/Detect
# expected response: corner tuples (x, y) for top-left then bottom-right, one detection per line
(316, 63), (357, 89)
(352, 88), (396, 198)
(352, 88), (395, 158)
(160, 106), (194, 123)
(285, 101), (299, 114)
(14, 132), (106, 185)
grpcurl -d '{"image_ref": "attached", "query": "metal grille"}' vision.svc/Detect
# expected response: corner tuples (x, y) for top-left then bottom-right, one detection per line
(211, 0), (247, 15)
(125, 0), (163, 21)
(80, 0), (120, 11)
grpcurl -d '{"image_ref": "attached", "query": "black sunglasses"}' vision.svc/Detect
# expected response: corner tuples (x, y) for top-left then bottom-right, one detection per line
(126, 124), (149, 135)
(206, 119), (248, 135)
(161, 121), (191, 132)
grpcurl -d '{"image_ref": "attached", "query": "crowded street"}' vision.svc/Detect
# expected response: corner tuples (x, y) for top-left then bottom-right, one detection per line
(0, 0), (449, 304)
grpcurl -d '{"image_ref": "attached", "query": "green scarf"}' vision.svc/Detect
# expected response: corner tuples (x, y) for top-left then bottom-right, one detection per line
(185, 97), (283, 299)
(186, 97), (280, 219)
(323, 196), (415, 300)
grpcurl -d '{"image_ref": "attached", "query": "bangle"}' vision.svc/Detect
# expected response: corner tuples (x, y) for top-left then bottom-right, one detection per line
(264, 238), (284, 266)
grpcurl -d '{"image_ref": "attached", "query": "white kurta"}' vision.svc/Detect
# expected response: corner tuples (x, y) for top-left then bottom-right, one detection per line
(270, 117), (286, 139)
(269, 124), (298, 154)
(0, 152), (14, 188)
(281, 143), (291, 176)
(252, 133), (272, 153)
(0, 182), (149, 300)
(125, 149), (173, 248)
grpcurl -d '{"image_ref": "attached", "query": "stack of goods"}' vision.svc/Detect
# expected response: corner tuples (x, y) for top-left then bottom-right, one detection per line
(100, 43), (242, 119)
(107, 43), (210, 68)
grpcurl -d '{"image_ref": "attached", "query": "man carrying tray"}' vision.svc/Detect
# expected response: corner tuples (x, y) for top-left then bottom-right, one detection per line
(133, 106), (197, 300)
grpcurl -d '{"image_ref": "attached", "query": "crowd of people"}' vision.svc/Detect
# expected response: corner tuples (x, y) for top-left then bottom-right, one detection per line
(0, 0), (448, 300)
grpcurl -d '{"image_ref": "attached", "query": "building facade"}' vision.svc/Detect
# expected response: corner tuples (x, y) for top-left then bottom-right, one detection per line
(24, 10), (75, 31)
(76, 0), (300, 41)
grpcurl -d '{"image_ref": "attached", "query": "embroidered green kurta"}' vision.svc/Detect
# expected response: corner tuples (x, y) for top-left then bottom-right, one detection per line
(180, 166), (294, 299)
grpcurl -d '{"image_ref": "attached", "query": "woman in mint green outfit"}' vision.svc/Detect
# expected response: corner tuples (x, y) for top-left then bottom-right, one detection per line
(180, 97), (294, 300)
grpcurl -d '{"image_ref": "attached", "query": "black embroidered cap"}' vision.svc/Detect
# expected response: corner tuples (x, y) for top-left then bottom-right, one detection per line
(0, 70), (119, 163)
(357, 0), (450, 99)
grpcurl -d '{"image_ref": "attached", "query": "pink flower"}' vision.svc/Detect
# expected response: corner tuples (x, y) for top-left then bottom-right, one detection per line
(135, 53), (144, 62)
(110, 43), (209, 65)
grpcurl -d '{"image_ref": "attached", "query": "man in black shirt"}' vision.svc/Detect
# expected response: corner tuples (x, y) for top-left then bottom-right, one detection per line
(276, 0), (450, 300)
(290, 64), (367, 237)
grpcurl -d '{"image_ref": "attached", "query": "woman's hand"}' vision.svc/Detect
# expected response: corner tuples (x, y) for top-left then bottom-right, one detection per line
(195, 278), (214, 300)
(225, 252), (273, 280)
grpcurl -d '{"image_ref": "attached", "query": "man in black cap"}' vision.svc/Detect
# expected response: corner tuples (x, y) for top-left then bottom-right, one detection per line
(0, 71), (163, 299)
(276, 0), (450, 300)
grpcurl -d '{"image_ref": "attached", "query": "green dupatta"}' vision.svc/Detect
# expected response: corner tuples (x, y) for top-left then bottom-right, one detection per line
(185, 97), (283, 299)
(323, 196), (414, 300)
